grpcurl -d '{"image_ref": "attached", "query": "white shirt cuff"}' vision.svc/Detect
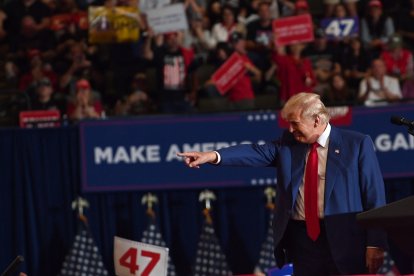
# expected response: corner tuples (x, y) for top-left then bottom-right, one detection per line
(211, 151), (221, 164)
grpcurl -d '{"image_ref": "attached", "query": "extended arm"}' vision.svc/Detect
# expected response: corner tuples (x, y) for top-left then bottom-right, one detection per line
(178, 142), (279, 168)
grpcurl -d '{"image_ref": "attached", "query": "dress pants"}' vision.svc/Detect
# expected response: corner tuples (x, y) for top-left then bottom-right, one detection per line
(285, 220), (340, 276)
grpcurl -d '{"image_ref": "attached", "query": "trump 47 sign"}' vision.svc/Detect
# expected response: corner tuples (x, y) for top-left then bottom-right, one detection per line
(114, 236), (168, 276)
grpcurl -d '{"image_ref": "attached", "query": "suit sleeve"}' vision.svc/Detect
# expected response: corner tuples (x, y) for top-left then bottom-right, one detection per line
(217, 142), (279, 167)
(358, 135), (388, 248)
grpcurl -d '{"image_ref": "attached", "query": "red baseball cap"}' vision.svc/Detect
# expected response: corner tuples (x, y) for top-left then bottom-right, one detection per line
(295, 0), (309, 10)
(368, 0), (382, 8)
(76, 79), (91, 90)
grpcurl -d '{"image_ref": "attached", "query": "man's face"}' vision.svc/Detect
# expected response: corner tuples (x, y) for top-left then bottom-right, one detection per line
(233, 39), (246, 54)
(369, 6), (382, 18)
(258, 4), (271, 21)
(286, 109), (319, 144)
(165, 33), (179, 50)
(371, 59), (386, 78)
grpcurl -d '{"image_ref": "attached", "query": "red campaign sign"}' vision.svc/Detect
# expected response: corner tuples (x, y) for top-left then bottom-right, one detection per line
(278, 106), (353, 128)
(19, 110), (61, 128)
(211, 52), (246, 95)
(273, 14), (314, 46)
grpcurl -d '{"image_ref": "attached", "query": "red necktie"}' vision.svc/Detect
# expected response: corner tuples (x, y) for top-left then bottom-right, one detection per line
(305, 142), (320, 241)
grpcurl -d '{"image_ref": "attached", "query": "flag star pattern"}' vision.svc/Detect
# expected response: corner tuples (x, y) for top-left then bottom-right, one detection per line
(193, 222), (232, 276)
(59, 227), (109, 276)
(254, 213), (276, 274)
(141, 222), (177, 276)
(377, 251), (401, 276)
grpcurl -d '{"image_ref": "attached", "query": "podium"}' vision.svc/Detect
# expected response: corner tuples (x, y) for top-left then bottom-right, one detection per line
(357, 196), (414, 258)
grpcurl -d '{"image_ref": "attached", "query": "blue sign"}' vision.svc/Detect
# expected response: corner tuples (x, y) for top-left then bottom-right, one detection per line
(320, 17), (359, 40)
(80, 104), (414, 192)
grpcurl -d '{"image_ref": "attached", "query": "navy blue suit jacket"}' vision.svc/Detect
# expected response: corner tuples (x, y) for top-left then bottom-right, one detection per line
(217, 126), (387, 274)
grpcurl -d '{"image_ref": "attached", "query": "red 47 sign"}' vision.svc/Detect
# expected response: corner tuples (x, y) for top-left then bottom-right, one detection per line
(114, 236), (168, 276)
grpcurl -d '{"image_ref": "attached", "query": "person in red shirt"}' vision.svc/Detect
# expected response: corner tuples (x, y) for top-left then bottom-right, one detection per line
(225, 31), (261, 110)
(18, 49), (58, 92)
(270, 43), (316, 104)
(380, 34), (413, 81)
(205, 32), (261, 110)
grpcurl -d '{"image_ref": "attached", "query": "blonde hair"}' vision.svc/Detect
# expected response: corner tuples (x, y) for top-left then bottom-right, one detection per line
(281, 92), (330, 124)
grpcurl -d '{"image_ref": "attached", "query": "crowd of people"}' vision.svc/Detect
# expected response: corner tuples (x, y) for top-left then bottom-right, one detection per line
(1, 0), (414, 123)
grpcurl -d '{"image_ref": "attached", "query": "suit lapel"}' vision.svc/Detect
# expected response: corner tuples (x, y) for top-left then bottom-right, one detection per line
(325, 127), (342, 203)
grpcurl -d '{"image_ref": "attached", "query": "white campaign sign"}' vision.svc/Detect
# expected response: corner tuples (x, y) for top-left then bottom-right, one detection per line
(145, 3), (189, 34)
(114, 236), (168, 276)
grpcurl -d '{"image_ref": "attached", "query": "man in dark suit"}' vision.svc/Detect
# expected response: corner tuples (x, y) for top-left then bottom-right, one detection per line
(178, 92), (387, 275)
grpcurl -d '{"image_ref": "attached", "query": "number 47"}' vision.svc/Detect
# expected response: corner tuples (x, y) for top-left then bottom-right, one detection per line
(119, 248), (160, 276)
(325, 19), (354, 37)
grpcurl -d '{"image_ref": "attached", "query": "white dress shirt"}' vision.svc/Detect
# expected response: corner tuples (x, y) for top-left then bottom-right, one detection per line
(292, 123), (331, 220)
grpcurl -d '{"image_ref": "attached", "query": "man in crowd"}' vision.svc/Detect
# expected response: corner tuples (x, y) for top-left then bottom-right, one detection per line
(358, 58), (402, 106)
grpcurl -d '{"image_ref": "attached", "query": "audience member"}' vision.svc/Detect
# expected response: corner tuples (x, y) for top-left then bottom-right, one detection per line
(18, 49), (58, 93)
(245, 1), (274, 89)
(323, 0), (358, 17)
(247, 1), (274, 46)
(360, 0), (395, 58)
(321, 73), (355, 106)
(56, 41), (92, 93)
(183, 17), (213, 61)
(332, 2), (349, 19)
(358, 59), (402, 106)
(304, 29), (339, 95)
(30, 77), (63, 111)
(237, 0), (259, 26)
(143, 30), (198, 113)
(380, 34), (413, 81)
(49, 0), (88, 44)
(224, 31), (261, 110)
(339, 37), (371, 91)
(114, 73), (152, 115)
(67, 78), (103, 120)
(184, 0), (206, 21)
(209, 5), (245, 49)
(206, 0), (222, 26)
(203, 32), (261, 110)
(271, 43), (316, 104)
(294, 0), (311, 16)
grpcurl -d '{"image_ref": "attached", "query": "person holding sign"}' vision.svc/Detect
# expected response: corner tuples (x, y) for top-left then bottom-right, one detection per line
(270, 43), (316, 105)
(178, 92), (387, 276)
(143, 30), (199, 113)
(206, 32), (261, 110)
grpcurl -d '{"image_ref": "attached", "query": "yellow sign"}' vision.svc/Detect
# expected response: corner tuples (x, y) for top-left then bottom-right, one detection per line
(88, 6), (140, 44)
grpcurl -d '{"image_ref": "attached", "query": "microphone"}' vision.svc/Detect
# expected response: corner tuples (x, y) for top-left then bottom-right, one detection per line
(1, 255), (24, 276)
(390, 116), (414, 128)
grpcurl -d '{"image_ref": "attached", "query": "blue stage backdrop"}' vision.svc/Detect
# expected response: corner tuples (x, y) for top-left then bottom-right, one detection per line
(80, 104), (414, 192)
